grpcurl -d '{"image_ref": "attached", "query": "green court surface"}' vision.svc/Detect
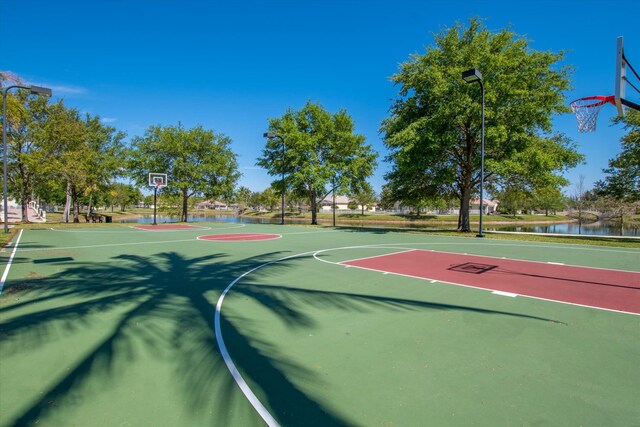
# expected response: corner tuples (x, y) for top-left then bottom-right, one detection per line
(1, 223), (639, 426)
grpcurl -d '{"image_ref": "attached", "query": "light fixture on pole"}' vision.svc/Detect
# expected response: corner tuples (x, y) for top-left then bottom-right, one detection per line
(263, 132), (285, 225)
(2, 85), (52, 233)
(462, 68), (485, 238)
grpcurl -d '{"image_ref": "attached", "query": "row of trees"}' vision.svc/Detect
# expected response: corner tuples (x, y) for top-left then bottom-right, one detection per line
(2, 75), (374, 224)
(1, 72), (127, 222)
(3, 18), (637, 228)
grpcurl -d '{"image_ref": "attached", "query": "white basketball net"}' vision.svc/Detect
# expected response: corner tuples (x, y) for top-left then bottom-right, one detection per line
(569, 96), (614, 133)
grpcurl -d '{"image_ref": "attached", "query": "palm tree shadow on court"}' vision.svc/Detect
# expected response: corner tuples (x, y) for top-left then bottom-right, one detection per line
(0, 249), (563, 426)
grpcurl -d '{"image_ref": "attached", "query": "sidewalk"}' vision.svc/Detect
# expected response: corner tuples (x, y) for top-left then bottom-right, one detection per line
(1, 207), (46, 224)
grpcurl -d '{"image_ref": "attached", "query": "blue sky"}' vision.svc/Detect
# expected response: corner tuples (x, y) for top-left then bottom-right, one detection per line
(2, 0), (639, 195)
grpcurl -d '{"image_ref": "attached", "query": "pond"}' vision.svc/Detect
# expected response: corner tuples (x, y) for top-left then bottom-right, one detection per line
(484, 221), (638, 237)
(116, 214), (638, 237)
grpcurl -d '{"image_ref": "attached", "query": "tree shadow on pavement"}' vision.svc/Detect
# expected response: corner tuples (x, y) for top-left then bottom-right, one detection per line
(0, 248), (562, 426)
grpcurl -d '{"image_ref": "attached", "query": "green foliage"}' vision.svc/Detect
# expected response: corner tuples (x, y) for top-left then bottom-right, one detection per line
(382, 17), (582, 231)
(259, 186), (279, 211)
(595, 110), (640, 202)
(106, 183), (142, 211)
(128, 123), (240, 222)
(143, 194), (154, 207)
(349, 182), (377, 214)
(532, 186), (566, 215)
(5, 91), (125, 222)
(258, 100), (377, 224)
(494, 187), (532, 216)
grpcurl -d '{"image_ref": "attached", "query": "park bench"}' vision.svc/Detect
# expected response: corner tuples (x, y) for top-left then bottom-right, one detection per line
(84, 214), (104, 223)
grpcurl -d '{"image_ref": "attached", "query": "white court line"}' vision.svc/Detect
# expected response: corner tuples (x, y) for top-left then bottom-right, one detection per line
(337, 249), (417, 265)
(197, 233), (282, 242)
(0, 229), (23, 295)
(493, 291), (518, 297)
(130, 224), (214, 231)
(49, 224), (246, 233)
(282, 229), (342, 236)
(11, 238), (198, 253)
(215, 251), (319, 427)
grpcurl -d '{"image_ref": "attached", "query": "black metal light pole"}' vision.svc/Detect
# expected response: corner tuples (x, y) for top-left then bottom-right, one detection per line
(462, 68), (485, 238)
(2, 85), (52, 233)
(263, 132), (285, 225)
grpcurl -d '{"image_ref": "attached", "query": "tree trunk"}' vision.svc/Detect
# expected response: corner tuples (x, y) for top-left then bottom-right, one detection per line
(458, 186), (472, 232)
(182, 189), (189, 222)
(70, 186), (80, 223)
(87, 194), (93, 216)
(20, 172), (30, 223)
(310, 190), (318, 225)
(63, 182), (71, 223)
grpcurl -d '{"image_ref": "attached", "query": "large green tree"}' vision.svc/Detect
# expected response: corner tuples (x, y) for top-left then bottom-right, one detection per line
(128, 123), (240, 222)
(2, 82), (124, 223)
(382, 18), (583, 231)
(34, 102), (125, 222)
(258, 101), (377, 224)
(595, 109), (640, 202)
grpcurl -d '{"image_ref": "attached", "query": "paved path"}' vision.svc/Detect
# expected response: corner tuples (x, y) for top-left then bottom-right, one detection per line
(1, 207), (45, 224)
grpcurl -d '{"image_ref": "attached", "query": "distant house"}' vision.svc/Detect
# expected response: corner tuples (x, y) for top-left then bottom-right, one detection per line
(390, 198), (497, 215)
(211, 200), (229, 210)
(195, 200), (232, 210)
(320, 195), (376, 212)
(320, 195), (350, 211)
(470, 198), (499, 214)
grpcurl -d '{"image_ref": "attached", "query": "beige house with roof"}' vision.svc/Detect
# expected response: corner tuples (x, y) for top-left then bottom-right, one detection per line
(320, 195), (376, 212)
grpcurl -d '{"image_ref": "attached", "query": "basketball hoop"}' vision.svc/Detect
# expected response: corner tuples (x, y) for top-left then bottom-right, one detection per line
(148, 173), (167, 226)
(569, 95), (615, 133)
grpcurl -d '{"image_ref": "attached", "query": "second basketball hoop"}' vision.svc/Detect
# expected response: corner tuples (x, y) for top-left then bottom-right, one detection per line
(148, 173), (167, 226)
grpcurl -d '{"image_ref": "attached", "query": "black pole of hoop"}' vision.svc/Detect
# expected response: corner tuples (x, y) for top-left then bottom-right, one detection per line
(153, 185), (158, 226)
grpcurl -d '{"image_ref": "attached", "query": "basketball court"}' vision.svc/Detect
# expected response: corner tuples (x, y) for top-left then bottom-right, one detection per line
(1, 223), (638, 426)
(1, 36), (639, 427)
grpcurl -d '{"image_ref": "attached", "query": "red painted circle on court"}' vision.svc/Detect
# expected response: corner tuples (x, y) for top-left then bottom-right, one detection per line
(133, 224), (204, 230)
(198, 233), (281, 242)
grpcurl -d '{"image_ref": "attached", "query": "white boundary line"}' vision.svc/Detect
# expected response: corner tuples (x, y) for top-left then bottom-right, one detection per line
(48, 224), (246, 233)
(215, 252), (318, 427)
(11, 238), (199, 253)
(281, 229), (342, 236)
(337, 248), (417, 265)
(197, 233), (282, 242)
(129, 224), (215, 231)
(0, 229), (23, 295)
